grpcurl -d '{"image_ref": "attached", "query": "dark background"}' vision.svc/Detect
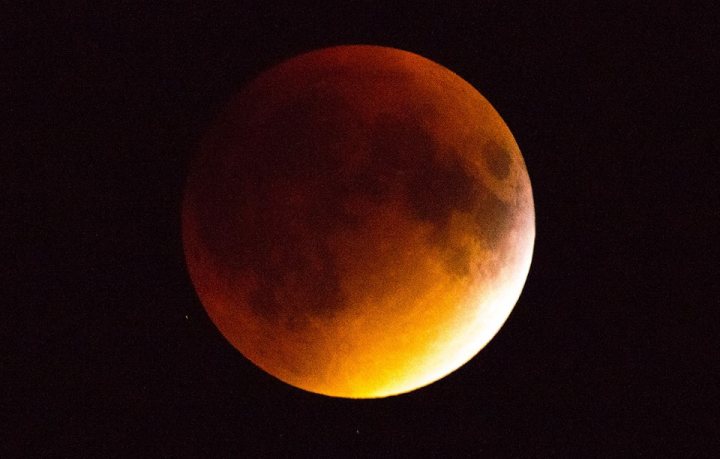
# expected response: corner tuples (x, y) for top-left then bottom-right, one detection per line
(8, 1), (719, 456)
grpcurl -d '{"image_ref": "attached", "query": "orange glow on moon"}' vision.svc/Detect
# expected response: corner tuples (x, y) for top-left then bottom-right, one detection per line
(182, 45), (534, 398)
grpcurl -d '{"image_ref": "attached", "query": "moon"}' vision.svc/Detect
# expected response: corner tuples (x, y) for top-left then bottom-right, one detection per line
(182, 45), (534, 398)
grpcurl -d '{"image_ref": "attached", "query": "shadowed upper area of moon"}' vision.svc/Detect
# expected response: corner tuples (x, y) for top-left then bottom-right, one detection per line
(191, 81), (514, 326)
(192, 87), (357, 325)
(182, 45), (534, 398)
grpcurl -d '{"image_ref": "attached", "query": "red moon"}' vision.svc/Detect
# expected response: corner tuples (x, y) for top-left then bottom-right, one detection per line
(182, 45), (534, 398)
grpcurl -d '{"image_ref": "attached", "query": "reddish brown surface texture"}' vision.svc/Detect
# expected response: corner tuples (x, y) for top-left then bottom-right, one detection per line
(182, 45), (534, 398)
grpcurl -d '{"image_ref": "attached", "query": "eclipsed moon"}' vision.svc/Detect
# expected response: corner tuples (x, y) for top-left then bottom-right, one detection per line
(182, 45), (534, 398)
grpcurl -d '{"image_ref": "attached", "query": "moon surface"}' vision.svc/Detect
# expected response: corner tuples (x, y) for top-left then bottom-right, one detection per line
(182, 45), (534, 398)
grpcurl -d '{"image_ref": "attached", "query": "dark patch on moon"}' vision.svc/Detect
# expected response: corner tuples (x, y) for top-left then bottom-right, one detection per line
(367, 113), (478, 226)
(406, 154), (477, 224)
(484, 141), (512, 180)
(471, 180), (513, 250)
(365, 113), (513, 275)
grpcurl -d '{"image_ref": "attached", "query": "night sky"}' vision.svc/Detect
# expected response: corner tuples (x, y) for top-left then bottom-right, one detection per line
(9, 1), (719, 456)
